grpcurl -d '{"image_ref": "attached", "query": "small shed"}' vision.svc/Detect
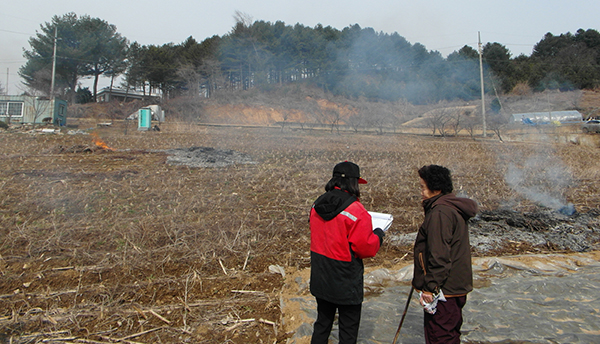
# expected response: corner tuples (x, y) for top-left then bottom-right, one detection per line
(511, 110), (583, 125)
(126, 105), (165, 131)
(0, 95), (67, 126)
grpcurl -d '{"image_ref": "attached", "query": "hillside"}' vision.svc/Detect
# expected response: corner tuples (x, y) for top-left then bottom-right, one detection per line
(68, 87), (600, 136)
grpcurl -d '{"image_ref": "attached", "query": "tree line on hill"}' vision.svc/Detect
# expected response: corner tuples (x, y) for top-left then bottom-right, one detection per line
(19, 12), (600, 105)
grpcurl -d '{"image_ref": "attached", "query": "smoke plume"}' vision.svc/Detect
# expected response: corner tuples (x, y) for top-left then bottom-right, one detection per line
(503, 145), (575, 215)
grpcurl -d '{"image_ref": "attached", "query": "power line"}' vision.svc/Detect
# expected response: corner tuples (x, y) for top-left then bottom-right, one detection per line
(0, 28), (35, 36)
(0, 12), (40, 24)
(0, 59), (27, 64)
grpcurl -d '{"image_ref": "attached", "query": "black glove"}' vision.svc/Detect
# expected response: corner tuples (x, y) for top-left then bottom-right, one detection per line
(373, 228), (385, 245)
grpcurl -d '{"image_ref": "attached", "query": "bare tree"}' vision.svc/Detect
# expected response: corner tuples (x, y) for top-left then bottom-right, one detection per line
(425, 105), (453, 137)
(233, 11), (254, 27)
(449, 110), (463, 136)
(463, 111), (481, 139)
(354, 101), (394, 134)
(368, 109), (392, 135)
(279, 110), (290, 132)
(487, 111), (510, 142)
(387, 99), (415, 133)
(298, 98), (322, 130)
(27, 97), (51, 128)
(324, 108), (342, 133)
(347, 101), (371, 133)
(388, 111), (404, 133)
(347, 113), (365, 133)
(371, 102), (402, 134)
(178, 64), (201, 97)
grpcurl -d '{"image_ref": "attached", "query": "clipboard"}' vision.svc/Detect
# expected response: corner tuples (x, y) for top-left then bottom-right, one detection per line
(368, 211), (393, 232)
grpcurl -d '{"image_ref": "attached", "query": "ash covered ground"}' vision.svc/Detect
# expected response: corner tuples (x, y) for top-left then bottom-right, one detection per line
(165, 146), (257, 168)
(389, 207), (600, 254)
(469, 208), (600, 253)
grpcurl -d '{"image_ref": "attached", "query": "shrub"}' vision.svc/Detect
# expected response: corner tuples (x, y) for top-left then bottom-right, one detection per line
(512, 82), (532, 96)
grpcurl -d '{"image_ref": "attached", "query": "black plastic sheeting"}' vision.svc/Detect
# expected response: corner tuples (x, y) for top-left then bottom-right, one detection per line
(284, 253), (600, 343)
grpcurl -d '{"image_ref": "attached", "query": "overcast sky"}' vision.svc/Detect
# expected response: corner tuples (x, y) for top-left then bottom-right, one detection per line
(1, 0), (598, 94)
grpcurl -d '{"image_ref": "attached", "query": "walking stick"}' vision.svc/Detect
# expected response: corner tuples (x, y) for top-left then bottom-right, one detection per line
(392, 286), (414, 344)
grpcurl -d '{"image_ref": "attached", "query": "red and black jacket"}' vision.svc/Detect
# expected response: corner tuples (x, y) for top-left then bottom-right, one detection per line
(310, 188), (382, 305)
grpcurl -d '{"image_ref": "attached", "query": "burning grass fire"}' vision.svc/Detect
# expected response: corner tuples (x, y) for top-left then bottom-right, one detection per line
(90, 132), (115, 151)
(48, 132), (116, 153)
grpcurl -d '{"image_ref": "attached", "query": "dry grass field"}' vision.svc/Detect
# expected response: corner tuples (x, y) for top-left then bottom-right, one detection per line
(1, 119), (600, 343)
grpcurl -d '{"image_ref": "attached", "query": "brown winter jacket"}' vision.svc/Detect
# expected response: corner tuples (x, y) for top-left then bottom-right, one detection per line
(412, 193), (478, 297)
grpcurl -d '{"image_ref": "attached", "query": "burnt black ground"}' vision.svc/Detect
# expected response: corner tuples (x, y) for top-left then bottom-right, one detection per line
(165, 146), (257, 168)
(388, 208), (600, 255)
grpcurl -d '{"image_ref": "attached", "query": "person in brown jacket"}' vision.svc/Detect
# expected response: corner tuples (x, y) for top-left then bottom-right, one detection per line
(412, 165), (478, 344)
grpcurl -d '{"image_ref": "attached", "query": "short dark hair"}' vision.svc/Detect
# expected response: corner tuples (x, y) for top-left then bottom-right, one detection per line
(418, 165), (453, 194)
(325, 176), (360, 198)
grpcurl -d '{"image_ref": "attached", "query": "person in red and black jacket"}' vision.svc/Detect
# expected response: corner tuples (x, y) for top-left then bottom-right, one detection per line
(309, 161), (385, 344)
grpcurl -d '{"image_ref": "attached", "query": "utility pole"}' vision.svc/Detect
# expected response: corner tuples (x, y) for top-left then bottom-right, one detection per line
(50, 27), (57, 99)
(478, 31), (487, 137)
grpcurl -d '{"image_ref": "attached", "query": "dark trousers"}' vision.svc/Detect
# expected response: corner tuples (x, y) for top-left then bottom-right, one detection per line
(424, 295), (467, 344)
(311, 298), (362, 344)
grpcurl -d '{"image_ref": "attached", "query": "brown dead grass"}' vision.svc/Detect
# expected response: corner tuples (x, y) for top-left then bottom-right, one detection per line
(0, 119), (599, 343)
(580, 88), (600, 118)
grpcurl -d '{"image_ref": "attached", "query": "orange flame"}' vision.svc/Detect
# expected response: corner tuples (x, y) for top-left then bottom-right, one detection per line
(91, 132), (115, 151)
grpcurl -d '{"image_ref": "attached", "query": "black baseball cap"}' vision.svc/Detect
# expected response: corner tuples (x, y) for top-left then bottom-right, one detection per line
(332, 161), (367, 184)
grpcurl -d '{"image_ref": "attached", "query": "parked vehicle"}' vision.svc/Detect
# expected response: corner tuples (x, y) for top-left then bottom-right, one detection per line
(582, 120), (600, 133)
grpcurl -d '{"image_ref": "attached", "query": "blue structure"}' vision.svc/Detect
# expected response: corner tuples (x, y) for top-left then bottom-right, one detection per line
(138, 108), (152, 130)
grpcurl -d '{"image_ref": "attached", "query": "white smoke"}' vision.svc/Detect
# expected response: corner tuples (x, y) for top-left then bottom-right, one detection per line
(504, 147), (575, 214)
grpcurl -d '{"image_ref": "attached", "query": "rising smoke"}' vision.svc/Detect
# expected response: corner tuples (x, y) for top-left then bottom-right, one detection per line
(503, 143), (575, 215)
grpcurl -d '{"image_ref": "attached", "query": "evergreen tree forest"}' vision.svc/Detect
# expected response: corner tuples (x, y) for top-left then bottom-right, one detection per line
(20, 13), (600, 105)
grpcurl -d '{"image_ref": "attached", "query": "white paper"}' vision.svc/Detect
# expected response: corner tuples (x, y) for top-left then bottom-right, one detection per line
(419, 290), (446, 314)
(368, 211), (393, 232)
